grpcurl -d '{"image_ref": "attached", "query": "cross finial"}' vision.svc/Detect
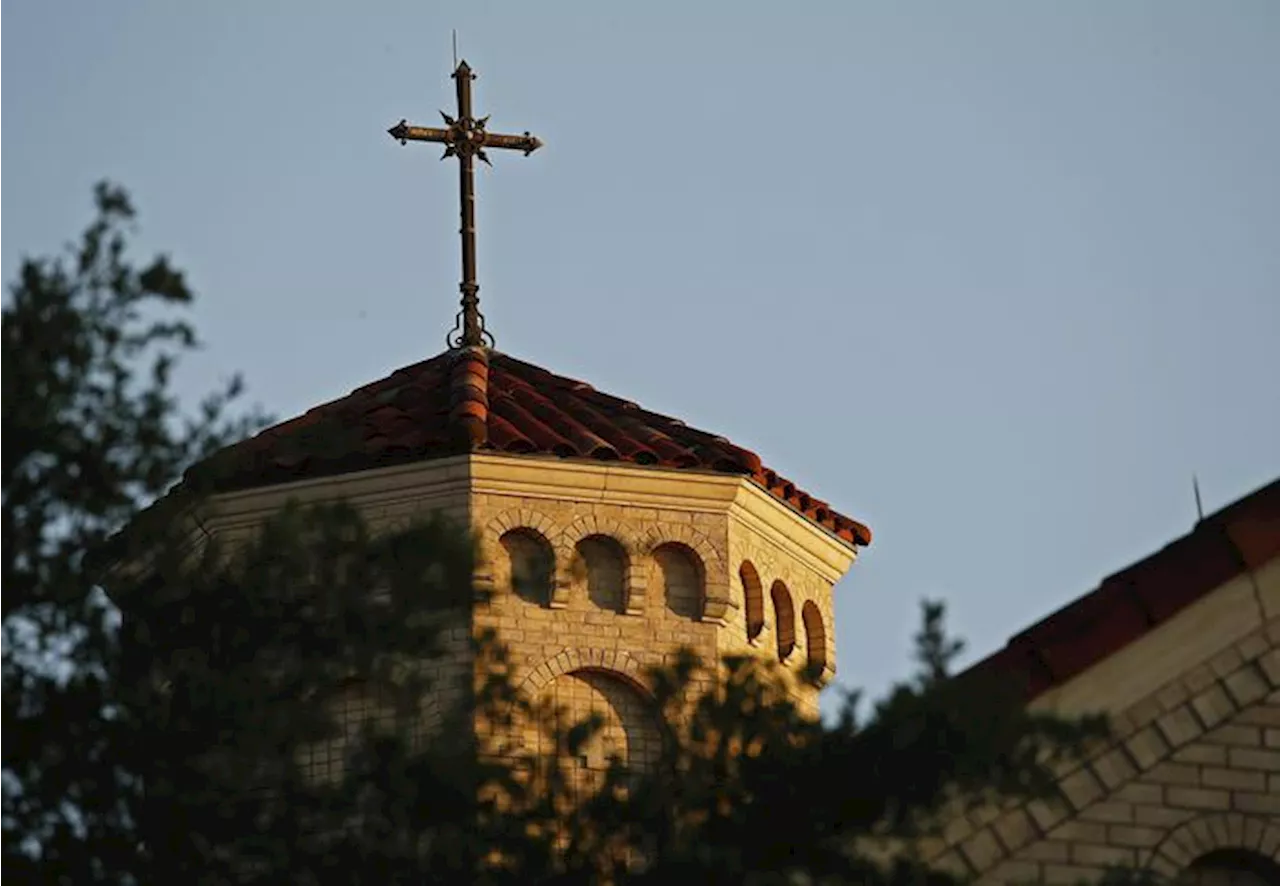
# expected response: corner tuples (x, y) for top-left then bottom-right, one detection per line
(387, 59), (542, 349)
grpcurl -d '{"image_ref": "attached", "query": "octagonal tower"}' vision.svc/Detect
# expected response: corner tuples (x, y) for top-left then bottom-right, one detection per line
(180, 346), (871, 779)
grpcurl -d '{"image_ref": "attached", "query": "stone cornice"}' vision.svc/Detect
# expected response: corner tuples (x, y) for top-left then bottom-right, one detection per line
(116, 453), (860, 596)
(729, 481), (858, 586)
(467, 453), (741, 510)
(199, 456), (473, 532)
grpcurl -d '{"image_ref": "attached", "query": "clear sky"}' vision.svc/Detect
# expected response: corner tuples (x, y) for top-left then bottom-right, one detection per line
(4, 2), (1278, 712)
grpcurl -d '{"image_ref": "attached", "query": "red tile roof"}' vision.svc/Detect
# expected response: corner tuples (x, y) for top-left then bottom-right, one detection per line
(964, 477), (1280, 700)
(193, 347), (872, 546)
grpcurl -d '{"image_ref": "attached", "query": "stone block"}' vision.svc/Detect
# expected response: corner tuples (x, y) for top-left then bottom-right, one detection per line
(1183, 664), (1218, 695)
(968, 803), (1001, 828)
(1124, 726), (1171, 770)
(986, 860), (1040, 885)
(1058, 767), (1104, 810)
(1225, 812), (1247, 845)
(1125, 696), (1164, 732)
(1107, 824), (1166, 848)
(1233, 703), (1280, 727)
(992, 810), (1037, 854)
(1155, 705), (1203, 748)
(1224, 664), (1270, 707)
(1233, 791), (1280, 815)
(1134, 805), (1195, 828)
(1190, 684), (1236, 729)
(1173, 743), (1227, 765)
(1048, 820), (1107, 844)
(1164, 786), (1231, 811)
(1243, 815), (1267, 851)
(1201, 766), (1266, 791)
(1026, 797), (1069, 832)
(1209, 645), (1246, 679)
(1208, 813), (1230, 848)
(1145, 761), (1200, 785)
(1155, 680), (1190, 712)
(1227, 747), (1280, 771)
(1042, 864), (1104, 885)
(1263, 823), (1280, 858)
(1206, 723), (1263, 747)
(1020, 841), (1070, 863)
(931, 850), (972, 879)
(1090, 747), (1138, 789)
(1147, 852), (1183, 879)
(1070, 843), (1134, 868)
(1112, 782), (1163, 805)
(942, 813), (974, 846)
(1079, 801), (1133, 824)
(959, 828), (1006, 873)
(1259, 648), (1280, 686)
(1236, 631), (1269, 661)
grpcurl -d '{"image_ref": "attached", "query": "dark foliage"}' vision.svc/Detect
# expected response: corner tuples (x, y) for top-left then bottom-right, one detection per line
(4, 185), (1160, 885)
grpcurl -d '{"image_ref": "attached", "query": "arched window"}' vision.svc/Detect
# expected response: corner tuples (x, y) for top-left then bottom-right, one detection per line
(802, 600), (827, 676)
(501, 529), (554, 606)
(653, 543), (703, 619)
(770, 581), (795, 661)
(1180, 848), (1280, 885)
(740, 561), (764, 642)
(578, 535), (627, 614)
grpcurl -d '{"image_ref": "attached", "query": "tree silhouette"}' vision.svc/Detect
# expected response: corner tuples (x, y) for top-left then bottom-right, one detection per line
(5, 184), (1155, 885)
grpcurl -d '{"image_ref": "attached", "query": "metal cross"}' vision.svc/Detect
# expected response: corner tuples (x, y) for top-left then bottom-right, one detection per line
(388, 60), (542, 349)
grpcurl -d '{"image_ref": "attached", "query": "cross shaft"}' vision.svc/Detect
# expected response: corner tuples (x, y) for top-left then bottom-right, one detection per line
(388, 60), (542, 348)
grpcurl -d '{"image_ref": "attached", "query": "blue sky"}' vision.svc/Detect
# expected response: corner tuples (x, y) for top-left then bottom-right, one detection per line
(5, 2), (1278, 710)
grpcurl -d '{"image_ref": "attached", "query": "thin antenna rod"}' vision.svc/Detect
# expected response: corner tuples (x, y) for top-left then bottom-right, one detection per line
(1193, 474), (1205, 523)
(452, 30), (458, 69)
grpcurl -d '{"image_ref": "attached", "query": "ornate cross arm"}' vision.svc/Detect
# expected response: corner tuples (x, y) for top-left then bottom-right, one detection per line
(387, 60), (543, 350)
(386, 121), (542, 158)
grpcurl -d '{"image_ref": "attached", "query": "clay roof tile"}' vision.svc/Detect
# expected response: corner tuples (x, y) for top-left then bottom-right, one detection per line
(965, 478), (1279, 701)
(194, 349), (871, 546)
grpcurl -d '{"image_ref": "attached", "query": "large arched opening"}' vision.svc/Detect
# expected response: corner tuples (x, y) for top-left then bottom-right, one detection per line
(529, 668), (662, 796)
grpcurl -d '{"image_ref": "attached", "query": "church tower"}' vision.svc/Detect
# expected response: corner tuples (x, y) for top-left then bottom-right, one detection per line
(179, 60), (871, 782)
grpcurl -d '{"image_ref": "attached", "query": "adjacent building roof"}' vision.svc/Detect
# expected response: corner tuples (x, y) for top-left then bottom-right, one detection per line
(191, 347), (872, 546)
(966, 477), (1280, 701)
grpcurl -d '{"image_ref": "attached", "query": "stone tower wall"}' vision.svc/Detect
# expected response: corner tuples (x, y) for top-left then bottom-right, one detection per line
(194, 456), (859, 792)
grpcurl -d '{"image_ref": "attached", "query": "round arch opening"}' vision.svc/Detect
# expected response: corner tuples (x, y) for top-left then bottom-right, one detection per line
(801, 599), (827, 677)
(1180, 848), (1280, 885)
(528, 667), (663, 795)
(770, 581), (796, 661)
(740, 561), (765, 642)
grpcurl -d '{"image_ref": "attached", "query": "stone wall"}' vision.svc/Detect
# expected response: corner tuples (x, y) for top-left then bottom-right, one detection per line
(925, 616), (1280, 884)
